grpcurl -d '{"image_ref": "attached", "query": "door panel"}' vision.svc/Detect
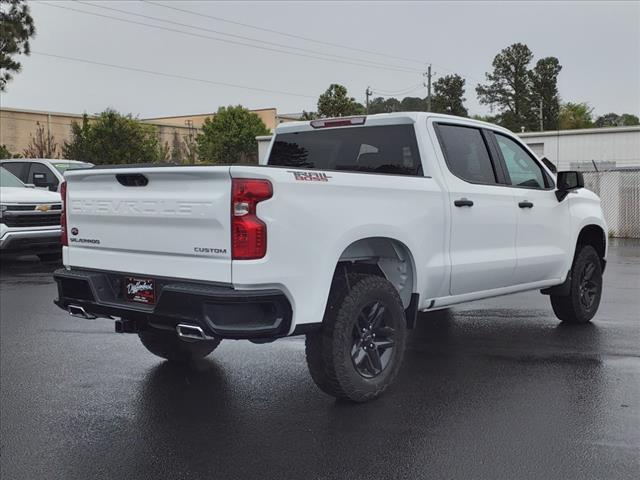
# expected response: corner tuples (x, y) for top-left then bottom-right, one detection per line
(434, 123), (517, 296)
(448, 184), (517, 294)
(513, 190), (571, 283)
(492, 133), (572, 283)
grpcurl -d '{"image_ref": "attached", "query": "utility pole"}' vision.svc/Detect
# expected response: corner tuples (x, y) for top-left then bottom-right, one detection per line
(365, 86), (372, 114)
(539, 98), (544, 132)
(424, 65), (433, 111)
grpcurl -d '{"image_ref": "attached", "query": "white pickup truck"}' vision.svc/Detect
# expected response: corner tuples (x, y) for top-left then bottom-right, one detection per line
(53, 113), (607, 402)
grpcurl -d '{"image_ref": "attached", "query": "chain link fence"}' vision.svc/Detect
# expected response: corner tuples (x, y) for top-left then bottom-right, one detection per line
(583, 169), (640, 239)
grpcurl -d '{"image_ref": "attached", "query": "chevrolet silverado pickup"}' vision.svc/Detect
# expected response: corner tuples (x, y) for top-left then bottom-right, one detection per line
(53, 113), (607, 402)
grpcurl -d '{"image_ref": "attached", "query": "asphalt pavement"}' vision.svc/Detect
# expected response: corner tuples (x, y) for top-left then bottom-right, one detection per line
(1, 240), (639, 480)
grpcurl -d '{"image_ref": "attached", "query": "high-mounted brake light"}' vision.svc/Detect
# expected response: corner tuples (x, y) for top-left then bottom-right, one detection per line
(310, 116), (366, 129)
(60, 180), (68, 246)
(231, 178), (272, 260)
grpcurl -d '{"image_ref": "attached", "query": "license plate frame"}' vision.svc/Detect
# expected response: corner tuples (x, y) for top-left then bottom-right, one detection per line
(124, 277), (156, 305)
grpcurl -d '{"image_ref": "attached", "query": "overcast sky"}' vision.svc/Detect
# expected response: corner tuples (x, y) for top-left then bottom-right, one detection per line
(2, 0), (639, 119)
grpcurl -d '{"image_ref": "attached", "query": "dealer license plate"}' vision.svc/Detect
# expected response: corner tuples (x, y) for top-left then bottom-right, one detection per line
(125, 277), (156, 304)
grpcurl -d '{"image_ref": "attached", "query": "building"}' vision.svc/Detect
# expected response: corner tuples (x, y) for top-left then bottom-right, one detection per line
(520, 126), (640, 171)
(0, 106), (296, 159)
(144, 108), (283, 131)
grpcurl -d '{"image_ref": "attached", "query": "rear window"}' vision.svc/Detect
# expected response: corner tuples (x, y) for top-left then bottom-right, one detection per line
(268, 125), (422, 176)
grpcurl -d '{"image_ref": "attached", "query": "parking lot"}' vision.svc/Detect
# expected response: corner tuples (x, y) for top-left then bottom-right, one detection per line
(1, 240), (638, 480)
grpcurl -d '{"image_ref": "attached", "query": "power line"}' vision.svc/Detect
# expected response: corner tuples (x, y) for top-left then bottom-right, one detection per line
(141, 0), (429, 67)
(30, 51), (316, 99)
(371, 83), (423, 97)
(40, 2), (420, 75)
(73, 0), (422, 75)
(141, 0), (487, 85)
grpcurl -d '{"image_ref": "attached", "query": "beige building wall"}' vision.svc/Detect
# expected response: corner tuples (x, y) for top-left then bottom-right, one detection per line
(0, 107), (200, 160)
(144, 107), (280, 131)
(0, 106), (292, 161)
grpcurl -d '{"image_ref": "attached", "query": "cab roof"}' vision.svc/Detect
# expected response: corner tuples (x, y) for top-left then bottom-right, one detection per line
(275, 112), (512, 135)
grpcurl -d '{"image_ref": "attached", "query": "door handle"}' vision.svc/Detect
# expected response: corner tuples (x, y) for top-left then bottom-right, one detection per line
(518, 201), (534, 208)
(454, 198), (474, 207)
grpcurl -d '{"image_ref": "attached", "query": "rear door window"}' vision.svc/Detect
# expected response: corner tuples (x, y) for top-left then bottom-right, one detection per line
(268, 125), (422, 176)
(435, 124), (497, 184)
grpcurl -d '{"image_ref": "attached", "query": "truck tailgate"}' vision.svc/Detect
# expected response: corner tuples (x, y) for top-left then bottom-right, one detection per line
(64, 166), (232, 283)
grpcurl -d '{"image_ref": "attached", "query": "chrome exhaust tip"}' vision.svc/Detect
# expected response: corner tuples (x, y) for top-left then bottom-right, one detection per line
(67, 304), (97, 320)
(176, 323), (208, 341)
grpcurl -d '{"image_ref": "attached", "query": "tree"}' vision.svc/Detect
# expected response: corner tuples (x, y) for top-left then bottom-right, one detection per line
(23, 122), (58, 158)
(170, 130), (183, 163)
(0, 144), (19, 158)
(476, 43), (535, 131)
(558, 102), (594, 130)
(367, 97), (401, 114)
(0, 0), (35, 91)
(399, 96), (426, 112)
(317, 84), (365, 117)
(471, 114), (500, 124)
(196, 105), (269, 164)
(595, 112), (640, 127)
(529, 57), (562, 130)
(63, 110), (162, 164)
(431, 74), (468, 117)
(300, 110), (318, 120)
(620, 113), (640, 126)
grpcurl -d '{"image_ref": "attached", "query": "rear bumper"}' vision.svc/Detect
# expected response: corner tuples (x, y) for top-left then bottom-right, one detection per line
(53, 268), (293, 340)
(0, 227), (61, 253)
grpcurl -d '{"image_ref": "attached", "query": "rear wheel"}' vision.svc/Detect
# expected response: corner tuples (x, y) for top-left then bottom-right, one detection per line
(551, 245), (603, 324)
(305, 274), (407, 402)
(138, 327), (221, 362)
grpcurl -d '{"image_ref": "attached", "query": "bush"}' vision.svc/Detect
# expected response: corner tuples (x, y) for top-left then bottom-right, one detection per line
(196, 105), (270, 164)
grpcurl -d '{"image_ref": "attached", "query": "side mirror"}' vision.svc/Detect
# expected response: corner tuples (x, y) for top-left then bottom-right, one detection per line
(556, 171), (584, 201)
(540, 157), (557, 174)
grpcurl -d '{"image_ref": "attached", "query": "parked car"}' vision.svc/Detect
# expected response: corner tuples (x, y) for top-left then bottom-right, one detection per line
(0, 168), (63, 261)
(52, 113), (607, 401)
(0, 159), (93, 192)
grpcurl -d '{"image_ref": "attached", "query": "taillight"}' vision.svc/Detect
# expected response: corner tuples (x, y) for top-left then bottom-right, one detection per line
(60, 180), (68, 246)
(231, 178), (272, 260)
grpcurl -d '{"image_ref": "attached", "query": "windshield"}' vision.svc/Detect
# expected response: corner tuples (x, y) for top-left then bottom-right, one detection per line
(0, 167), (26, 188)
(52, 162), (93, 173)
(268, 124), (422, 176)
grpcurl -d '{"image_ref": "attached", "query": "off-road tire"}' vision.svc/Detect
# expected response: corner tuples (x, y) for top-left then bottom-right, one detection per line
(138, 327), (221, 362)
(305, 274), (407, 402)
(551, 245), (603, 324)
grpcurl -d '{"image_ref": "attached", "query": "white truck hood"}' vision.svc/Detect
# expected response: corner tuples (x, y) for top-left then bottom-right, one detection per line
(0, 186), (62, 204)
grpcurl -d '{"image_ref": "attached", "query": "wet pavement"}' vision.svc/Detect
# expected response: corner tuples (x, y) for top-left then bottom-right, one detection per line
(1, 240), (639, 479)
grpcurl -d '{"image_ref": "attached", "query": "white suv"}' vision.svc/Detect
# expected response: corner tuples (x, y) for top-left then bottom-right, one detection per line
(0, 159), (93, 192)
(0, 168), (63, 261)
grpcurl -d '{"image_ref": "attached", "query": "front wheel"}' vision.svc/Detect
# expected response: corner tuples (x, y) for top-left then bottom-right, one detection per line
(305, 274), (407, 402)
(138, 327), (221, 362)
(551, 245), (603, 324)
